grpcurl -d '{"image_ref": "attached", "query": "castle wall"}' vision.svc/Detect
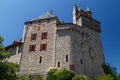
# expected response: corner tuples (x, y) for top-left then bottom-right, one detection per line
(19, 19), (57, 75)
(56, 23), (104, 78)
(7, 44), (23, 65)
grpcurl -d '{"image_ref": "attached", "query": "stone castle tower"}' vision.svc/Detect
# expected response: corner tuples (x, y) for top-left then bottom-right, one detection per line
(5, 5), (105, 78)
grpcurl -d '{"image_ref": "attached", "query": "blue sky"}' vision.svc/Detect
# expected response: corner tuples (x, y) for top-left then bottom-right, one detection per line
(0, 0), (120, 73)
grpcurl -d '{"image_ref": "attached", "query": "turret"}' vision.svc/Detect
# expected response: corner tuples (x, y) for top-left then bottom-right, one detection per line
(73, 4), (78, 24)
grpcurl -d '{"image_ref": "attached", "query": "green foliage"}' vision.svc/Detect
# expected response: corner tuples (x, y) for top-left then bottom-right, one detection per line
(47, 68), (75, 80)
(48, 68), (57, 74)
(102, 63), (117, 78)
(72, 75), (89, 80)
(0, 35), (4, 51)
(19, 76), (30, 80)
(0, 62), (18, 80)
(95, 75), (114, 80)
(46, 68), (57, 80)
(0, 35), (18, 80)
(19, 74), (44, 80)
(0, 36), (10, 60)
(55, 68), (75, 80)
(116, 74), (120, 80)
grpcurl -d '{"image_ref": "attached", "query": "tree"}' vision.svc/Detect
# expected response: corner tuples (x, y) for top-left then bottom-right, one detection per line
(116, 74), (120, 80)
(102, 63), (117, 79)
(72, 75), (89, 80)
(0, 35), (18, 80)
(95, 75), (113, 80)
(46, 68), (75, 80)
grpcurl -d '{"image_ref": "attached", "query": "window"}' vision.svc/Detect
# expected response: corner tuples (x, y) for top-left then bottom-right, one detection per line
(41, 32), (48, 40)
(66, 55), (68, 62)
(36, 26), (41, 31)
(39, 56), (42, 63)
(40, 43), (47, 51)
(29, 44), (36, 52)
(47, 19), (50, 23)
(30, 22), (32, 24)
(31, 33), (37, 41)
(80, 59), (82, 64)
(58, 61), (60, 68)
(70, 65), (74, 70)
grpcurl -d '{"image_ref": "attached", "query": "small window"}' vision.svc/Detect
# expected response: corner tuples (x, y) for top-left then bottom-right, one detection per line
(58, 61), (60, 68)
(39, 56), (42, 63)
(40, 43), (47, 51)
(80, 59), (82, 64)
(30, 22), (32, 24)
(47, 19), (50, 23)
(37, 26), (41, 31)
(66, 55), (68, 62)
(31, 33), (37, 41)
(41, 32), (48, 40)
(70, 65), (74, 70)
(29, 44), (36, 52)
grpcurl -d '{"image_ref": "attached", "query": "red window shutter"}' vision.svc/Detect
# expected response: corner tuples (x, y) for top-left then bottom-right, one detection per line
(29, 45), (31, 52)
(37, 26), (40, 31)
(31, 34), (33, 41)
(40, 44), (42, 51)
(45, 43), (47, 51)
(34, 44), (36, 51)
(35, 34), (37, 40)
(70, 65), (75, 70)
(46, 32), (48, 39)
(41, 33), (43, 40)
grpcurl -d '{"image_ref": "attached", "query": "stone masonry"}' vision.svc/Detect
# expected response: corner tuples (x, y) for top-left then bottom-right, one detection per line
(6, 5), (105, 79)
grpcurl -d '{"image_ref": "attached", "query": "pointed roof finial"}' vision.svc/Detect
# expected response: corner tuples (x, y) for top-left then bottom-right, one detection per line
(73, 4), (77, 9)
(87, 7), (90, 11)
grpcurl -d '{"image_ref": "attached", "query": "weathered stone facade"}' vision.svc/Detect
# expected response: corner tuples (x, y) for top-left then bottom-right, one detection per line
(6, 5), (105, 79)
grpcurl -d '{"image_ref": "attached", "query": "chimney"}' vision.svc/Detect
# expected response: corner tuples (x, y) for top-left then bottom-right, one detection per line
(86, 8), (92, 17)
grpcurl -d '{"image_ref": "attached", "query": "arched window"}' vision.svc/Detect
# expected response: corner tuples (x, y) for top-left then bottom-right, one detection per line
(58, 61), (60, 68)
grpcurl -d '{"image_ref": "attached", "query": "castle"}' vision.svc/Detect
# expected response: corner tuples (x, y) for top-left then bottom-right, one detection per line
(5, 5), (105, 78)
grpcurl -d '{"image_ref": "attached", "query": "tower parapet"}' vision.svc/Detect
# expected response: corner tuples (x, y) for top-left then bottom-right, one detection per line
(72, 5), (101, 32)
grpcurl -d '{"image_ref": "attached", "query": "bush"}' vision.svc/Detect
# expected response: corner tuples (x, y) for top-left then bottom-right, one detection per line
(95, 74), (113, 80)
(46, 68), (75, 80)
(72, 75), (89, 80)
(55, 68), (75, 80)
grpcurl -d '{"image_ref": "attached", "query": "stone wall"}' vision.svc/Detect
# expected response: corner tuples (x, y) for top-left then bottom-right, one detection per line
(56, 23), (104, 79)
(19, 18), (58, 75)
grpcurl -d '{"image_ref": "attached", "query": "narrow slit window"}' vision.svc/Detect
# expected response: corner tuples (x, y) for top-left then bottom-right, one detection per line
(80, 59), (82, 64)
(39, 56), (42, 63)
(58, 61), (60, 68)
(66, 55), (68, 62)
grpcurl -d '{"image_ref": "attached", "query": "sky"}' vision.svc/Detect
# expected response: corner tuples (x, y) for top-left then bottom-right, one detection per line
(0, 0), (120, 73)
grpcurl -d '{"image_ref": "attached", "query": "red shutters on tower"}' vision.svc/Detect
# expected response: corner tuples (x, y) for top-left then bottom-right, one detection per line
(29, 44), (36, 52)
(40, 43), (47, 51)
(36, 26), (41, 31)
(70, 65), (75, 70)
(41, 32), (48, 40)
(31, 33), (37, 41)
